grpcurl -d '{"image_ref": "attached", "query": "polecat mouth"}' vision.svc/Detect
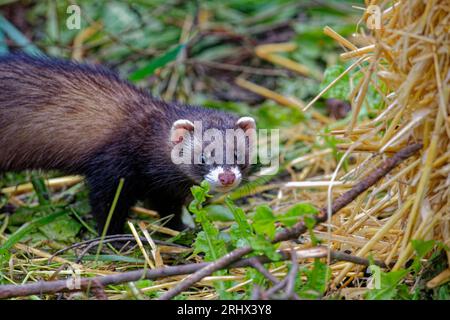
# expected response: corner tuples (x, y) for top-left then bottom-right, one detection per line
(204, 166), (242, 193)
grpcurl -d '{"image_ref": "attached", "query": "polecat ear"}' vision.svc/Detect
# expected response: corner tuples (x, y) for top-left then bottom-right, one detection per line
(235, 116), (256, 132)
(171, 119), (195, 144)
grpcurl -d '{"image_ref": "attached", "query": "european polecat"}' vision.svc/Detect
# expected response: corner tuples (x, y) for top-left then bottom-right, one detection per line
(0, 54), (256, 234)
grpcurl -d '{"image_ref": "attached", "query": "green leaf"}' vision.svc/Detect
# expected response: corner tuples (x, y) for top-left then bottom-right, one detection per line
(102, 2), (140, 33)
(365, 269), (409, 300)
(249, 235), (280, 261)
(411, 239), (435, 258)
(229, 223), (251, 248)
(246, 268), (267, 292)
(436, 284), (450, 300)
(193, 229), (232, 299)
(194, 230), (227, 261)
(319, 63), (350, 101)
(190, 182), (228, 262)
(279, 203), (318, 227)
(204, 204), (234, 222)
(304, 215), (317, 230)
(0, 210), (68, 257)
(135, 279), (154, 289)
(298, 259), (331, 299)
(39, 216), (81, 241)
(225, 198), (252, 230)
(252, 205), (276, 239)
(129, 43), (185, 82)
(189, 181), (211, 215)
(253, 103), (305, 128)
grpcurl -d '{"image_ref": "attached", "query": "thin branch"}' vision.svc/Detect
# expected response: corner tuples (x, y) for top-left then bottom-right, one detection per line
(49, 234), (188, 263)
(281, 250), (299, 300)
(264, 277), (288, 298)
(90, 279), (108, 300)
(248, 258), (280, 285)
(261, 249), (300, 300)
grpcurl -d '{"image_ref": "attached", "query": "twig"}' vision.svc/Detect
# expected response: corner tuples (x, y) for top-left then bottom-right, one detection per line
(248, 258), (279, 285)
(264, 277), (288, 298)
(250, 285), (262, 300)
(261, 249), (300, 300)
(280, 250), (299, 300)
(158, 143), (422, 300)
(75, 240), (123, 264)
(49, 234), (188, 263)
(90, 279), (108, 300)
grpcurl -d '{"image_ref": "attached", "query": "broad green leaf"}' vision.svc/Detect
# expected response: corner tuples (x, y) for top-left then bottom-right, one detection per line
(279, 203), (318, 227)
(411, 239), (435, 258)
(39, 216), (81, 241)
(226, 198), (253, 244)
(205, 204), (234, 222)
(298, 259), (331, 299)
(319, 63), (350, 101)
(0, 210), (68, 256)
(249, 235), (280, 261)
(252, 205), (276, 239)
(365, 269), (409, 300)
(193, 229), (228, 261)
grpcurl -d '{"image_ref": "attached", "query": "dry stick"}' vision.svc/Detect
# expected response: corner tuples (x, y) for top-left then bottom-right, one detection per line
(50, 234), (187, 262)
(279, 250), (299, 300)
(248, 258), (280, 285)
(90, 279), (108, 300)
(251, 286), (262, 300)
(263, 277), (288, 298)
(0, 246), (383, 299)
(158, 143), (423, 300)
(249, 254), (302, 299)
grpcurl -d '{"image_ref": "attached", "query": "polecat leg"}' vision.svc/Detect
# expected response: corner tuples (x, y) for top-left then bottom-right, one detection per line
(147, 193), (187, 231)
(87, 177), (137, 235)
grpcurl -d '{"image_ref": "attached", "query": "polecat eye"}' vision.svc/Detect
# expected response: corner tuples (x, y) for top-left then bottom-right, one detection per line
(200, 154), (206, 164)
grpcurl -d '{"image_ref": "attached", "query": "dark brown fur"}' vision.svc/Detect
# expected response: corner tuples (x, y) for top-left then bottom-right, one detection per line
(0, 54), (242, 234)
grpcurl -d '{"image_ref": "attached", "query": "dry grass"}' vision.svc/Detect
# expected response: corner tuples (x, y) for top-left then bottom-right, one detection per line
(236, 0), (449, 296)
(314, 0), (448, 292)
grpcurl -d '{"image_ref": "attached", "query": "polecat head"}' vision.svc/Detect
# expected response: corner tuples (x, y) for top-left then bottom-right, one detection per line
(170, 115), (256, 192)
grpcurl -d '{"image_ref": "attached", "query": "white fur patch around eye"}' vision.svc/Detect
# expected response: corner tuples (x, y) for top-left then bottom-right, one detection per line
(204, 166), (223, 189)
(231, 166), (242, 185)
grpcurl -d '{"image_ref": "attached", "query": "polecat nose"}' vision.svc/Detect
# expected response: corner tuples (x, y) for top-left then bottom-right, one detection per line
(218, 171), (236, 186)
